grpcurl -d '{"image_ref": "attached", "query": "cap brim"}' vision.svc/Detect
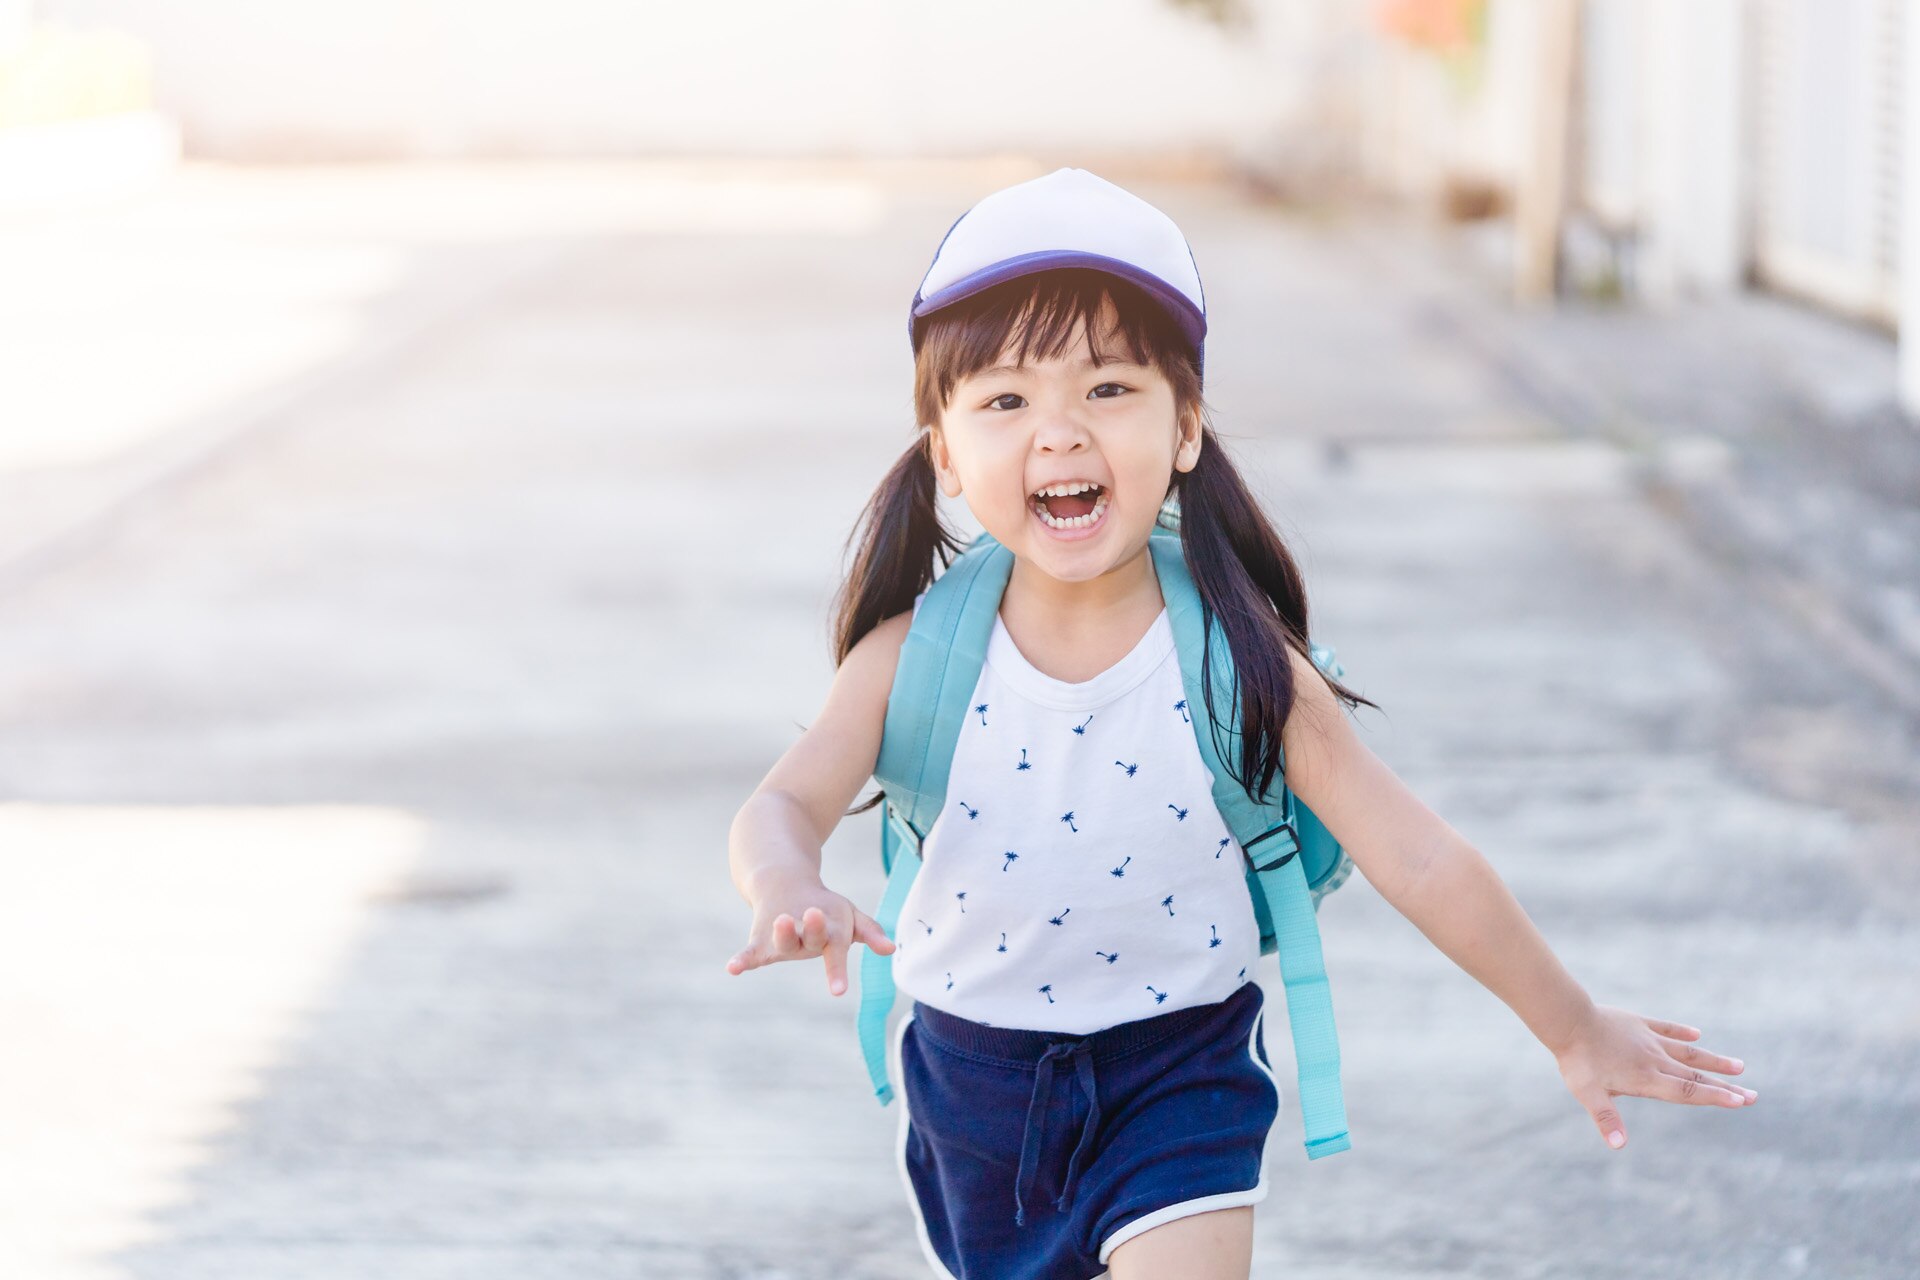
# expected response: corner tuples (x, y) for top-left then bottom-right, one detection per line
(910, 250), (1206, 359)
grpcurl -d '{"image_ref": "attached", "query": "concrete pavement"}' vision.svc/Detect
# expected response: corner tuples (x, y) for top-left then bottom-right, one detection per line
(0, 159), (1914, 1278)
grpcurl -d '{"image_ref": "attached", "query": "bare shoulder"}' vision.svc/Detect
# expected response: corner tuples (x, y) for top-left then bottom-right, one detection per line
(843, 608), (914, 682)
(833, 608), (915, 720)
(1280, 642), (1463, 903)
(749, 607), (915, 846)
(1282, 644), (1345, 743)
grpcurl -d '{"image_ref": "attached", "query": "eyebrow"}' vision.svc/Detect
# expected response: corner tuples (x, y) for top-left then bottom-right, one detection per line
(971, 356), (1143, 380)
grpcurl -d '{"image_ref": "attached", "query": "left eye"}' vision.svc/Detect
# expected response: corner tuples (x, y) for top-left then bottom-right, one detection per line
(985, 384), (1129, 411)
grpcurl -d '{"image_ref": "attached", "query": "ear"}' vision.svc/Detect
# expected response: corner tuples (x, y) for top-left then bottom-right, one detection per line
(928, 427), (964, 498)
(1171, 405), (1203, 474)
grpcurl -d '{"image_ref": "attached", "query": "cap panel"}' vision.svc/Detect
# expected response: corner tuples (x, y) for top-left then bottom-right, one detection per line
(914, 168), (1202, 316)
(907, 167), (1209, 382)
(910, 250), (1205, 356)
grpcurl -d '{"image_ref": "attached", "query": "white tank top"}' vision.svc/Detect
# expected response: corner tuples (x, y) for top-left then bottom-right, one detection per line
(889, 590), (1263, 1033)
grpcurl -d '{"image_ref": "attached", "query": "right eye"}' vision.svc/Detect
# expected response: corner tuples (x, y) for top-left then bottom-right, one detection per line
(986, 393), (1025, 412)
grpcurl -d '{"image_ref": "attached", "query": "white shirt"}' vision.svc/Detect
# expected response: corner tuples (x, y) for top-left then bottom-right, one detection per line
(889, 593), (1262, 1033)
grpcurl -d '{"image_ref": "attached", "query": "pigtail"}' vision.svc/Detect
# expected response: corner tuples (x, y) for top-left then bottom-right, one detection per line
(1173, 427), (1379, 807)
(831, 430), (961, 817)
(832, 429), (960, 666)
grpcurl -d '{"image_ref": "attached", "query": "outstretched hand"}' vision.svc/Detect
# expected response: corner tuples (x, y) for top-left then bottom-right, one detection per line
(725, 879), (897, 998)
(1552, 1004), (1756, 1150)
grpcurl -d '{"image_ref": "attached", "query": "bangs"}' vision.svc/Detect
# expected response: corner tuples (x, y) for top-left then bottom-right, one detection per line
(913, 268), (1198, 425)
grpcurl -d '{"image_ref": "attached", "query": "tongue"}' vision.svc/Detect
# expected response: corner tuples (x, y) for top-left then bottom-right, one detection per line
(1043, 490), (1098, 519)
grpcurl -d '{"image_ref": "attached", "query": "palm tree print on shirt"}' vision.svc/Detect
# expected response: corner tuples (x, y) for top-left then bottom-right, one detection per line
(924, 657), (1256, 1027)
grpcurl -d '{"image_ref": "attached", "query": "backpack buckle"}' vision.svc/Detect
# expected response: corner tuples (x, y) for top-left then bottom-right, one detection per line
(883, 801), (925, 859)
(1243, 820), (1299, 873)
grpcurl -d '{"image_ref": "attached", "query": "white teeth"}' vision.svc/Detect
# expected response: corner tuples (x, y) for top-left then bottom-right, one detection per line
(1034, 490), (1110, 530)
(1032, 480), (1102, 498)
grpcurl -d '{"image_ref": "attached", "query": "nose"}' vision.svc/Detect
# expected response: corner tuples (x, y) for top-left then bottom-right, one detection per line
(1032, 406), (1092, 453)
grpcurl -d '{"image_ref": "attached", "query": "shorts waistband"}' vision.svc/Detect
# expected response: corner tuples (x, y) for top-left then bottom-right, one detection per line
(911, 979), (1258, 1066)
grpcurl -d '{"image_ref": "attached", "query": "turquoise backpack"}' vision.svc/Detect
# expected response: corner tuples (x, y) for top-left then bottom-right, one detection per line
(857, 513), (1357, 1160)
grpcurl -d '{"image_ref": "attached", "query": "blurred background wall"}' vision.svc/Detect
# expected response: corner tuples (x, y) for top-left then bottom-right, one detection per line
(16, 0), (1920, 403)
(25, 0), (1345, 162)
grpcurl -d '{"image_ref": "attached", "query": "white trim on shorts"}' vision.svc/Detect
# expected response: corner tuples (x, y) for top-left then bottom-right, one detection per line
(892, 1010), (965, 1280)
(1094, 995), (1281, 1267)
(891, 991), (1278, 1277)
(893, 1008), (1116, 1280)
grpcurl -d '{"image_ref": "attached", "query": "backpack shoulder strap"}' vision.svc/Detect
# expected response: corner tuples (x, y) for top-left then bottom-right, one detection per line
(1148, 527), (1353, 1159)
(857, 531), (1013, 1104)
(871, 531), (1014, 846)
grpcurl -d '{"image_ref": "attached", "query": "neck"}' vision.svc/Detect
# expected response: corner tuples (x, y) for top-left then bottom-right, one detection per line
(1001, 543), (1163, 637)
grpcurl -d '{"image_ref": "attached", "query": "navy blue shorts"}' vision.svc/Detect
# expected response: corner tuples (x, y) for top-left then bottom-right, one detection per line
(890, 979), (1281, 1279)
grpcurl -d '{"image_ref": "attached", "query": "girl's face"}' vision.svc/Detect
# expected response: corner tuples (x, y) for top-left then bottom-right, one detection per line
(927, 303), (1201, 588)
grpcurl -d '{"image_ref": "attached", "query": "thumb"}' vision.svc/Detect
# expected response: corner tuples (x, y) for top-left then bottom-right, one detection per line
(852, 909), (898, 954)
(1577, 1086), (1628, 1151)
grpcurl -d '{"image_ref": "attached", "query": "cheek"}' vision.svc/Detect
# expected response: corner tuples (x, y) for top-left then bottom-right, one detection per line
(942, 437), (1027, 503)
(1114, 447), (1177, 499)
(965, 443), (1030, 500)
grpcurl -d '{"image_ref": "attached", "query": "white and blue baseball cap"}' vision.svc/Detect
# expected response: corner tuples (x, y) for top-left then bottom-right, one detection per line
(908, 166), (1209, 382)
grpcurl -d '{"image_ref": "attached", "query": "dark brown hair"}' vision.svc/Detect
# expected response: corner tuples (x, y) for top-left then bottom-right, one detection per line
(833, 268), (1377, 817)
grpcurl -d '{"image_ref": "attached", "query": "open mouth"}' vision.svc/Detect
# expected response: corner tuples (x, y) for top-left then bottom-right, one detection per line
(1029, 481), (1110, 532)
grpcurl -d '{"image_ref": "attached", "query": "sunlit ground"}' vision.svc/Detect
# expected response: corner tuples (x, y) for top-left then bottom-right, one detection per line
(0, 159), (894, 475)
(0, 805), (426, 1279)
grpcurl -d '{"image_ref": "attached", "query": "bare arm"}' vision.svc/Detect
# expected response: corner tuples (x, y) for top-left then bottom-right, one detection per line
(1279, 646), (1754, 1148)
(1279, 644), (1595, 1049)
(724, 609), (913, 993)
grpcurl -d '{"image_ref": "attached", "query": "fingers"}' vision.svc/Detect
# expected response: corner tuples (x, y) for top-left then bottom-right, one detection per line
(799, 906), (829, 953)
(853, 908), (898, 954)
(768, 905), (821, 955)
(725, 908), (816, 977)
(726, 926), (780, 975)
(775, 911), (806, 954)
(727, 901), (900, 992)
(1652, 1066), (1756, 1107)
(1573, 1085), (1629, 1150)
(1642, 1016), (1701, 1040)
(823, 930), (850, 997)
(801, 905), (849, 998)
(1659, 1034), (1746, 1076)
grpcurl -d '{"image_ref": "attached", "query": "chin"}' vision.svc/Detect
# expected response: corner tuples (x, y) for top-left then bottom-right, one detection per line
(1016, 517), (1149, 577)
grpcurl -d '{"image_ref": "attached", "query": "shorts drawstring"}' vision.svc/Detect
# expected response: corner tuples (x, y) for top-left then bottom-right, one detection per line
(1012, 1038), (1102, 1227)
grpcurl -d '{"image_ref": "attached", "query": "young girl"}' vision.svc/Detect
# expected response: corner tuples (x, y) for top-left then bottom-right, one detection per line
(725, 167), (1757, 1280)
